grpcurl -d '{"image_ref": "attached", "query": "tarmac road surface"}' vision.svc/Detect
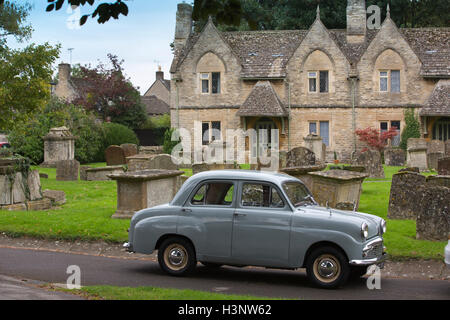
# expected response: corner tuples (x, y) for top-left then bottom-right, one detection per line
(0, 247), (448, 300)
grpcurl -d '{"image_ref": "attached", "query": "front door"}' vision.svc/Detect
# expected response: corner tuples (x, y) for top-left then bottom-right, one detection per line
(231, 181), (292, 267)
(254, 120), (277, 158)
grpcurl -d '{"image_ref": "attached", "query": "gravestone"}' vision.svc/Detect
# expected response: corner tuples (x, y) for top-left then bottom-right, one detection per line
(192, 163), (210, 175)
(41, 127), (76, 167)
(148, 154), (179, 170)
(388, 171), (426, 220)
(426, 175), (450, 188)
(105, 145), (126, 166)
(352, 150), (384, 178)
(398, 167), (420, 173)
(416, 185), (449, 241)
(384, 148), (405, 166)
(43, 190), (66, 206)
(79, 166), (92, 181)
(445, 140), (450, 156)
(120, 144), (138, 158)
(428, 153), (444, 171)
(407, 138), (428, 170)
(56, 159), (80, 181)
(285, 147), (316, 167)
(438, 157), (450, 175)
(428, 140), (445, 154)
(303, 134), (325, 164)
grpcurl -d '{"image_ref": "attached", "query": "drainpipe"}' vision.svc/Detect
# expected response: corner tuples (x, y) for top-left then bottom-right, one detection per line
(176, 80), (180, 129)
(287, 81), (291, 151)
(350, 77), (358, 155)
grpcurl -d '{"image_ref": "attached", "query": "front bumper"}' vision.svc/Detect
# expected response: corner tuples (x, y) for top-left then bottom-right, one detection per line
(349, 252), (388, 268)
(123, 242), (134, 253)
(349, 238), (387, 268)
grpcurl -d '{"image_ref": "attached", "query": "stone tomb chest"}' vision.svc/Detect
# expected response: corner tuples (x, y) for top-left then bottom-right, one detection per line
(41, 127), (76, 168)
(307, 170), (368, 210)
(108, 169), (184, 219)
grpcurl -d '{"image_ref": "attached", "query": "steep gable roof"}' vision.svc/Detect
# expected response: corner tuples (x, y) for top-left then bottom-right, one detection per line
(171, 22), (449, 79)
(237, 81), (288, 117)
(400, 28), (450, 78)
(420, 79), (450, 116)
(141, 95), (170, 115)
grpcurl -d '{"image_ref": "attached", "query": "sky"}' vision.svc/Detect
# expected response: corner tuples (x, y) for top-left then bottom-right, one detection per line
(10, 0), (183, 94)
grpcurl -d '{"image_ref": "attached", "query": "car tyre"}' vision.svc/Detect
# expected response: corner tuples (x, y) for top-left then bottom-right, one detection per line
(158, 237), (197, 276)
(350, 266), (368, 279)
(306, 246), (350, 289)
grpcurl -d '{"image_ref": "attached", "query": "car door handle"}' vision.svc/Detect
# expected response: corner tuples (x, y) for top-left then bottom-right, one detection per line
(181, 208), (192, 213)
(233, 212), (247, 217)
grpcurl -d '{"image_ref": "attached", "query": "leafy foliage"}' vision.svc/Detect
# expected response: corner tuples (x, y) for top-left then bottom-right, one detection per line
(400, 109), (421, 150)
(355, 126), (399, 153)
(0, 0), (33, 46)
(163, 128), (181, 155)
(72, 54), (147, 129)
(101, 122), (139, 150)
(8, 98), (104, 164)
(141, 114), (171, 130)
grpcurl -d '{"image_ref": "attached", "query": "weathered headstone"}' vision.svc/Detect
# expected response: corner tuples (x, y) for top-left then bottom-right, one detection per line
(120, 144), (138, 158)
(428, 140), (445, 154)
(398, 167), (420, 173)
(445, 140), (450, 156)
(416, 185), (449, 241)
(79, 166), (92, 181)
(285, 147), (316, 167)
(41, 127), (76, 168)
(303, 134), (325, 164)
(192, 163), (210, 175)
(43, 189), (66, 206)
(352, 150), (385, 178)
(56, 160), (80, 181)
(426, 175), (450, 188)
(438, 157), (450, 175)
(388, 172), (426, 220)
(428, 153), (444, 171)
(407, 138), (428, 171)
(148, 154), (179, 170)
(384, 148), (405, 166)
(105, 145), (126, 166)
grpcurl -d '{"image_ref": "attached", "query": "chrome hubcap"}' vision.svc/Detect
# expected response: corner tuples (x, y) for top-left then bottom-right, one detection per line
(318, 259), (338, 278)
(168, 248), (185, 266)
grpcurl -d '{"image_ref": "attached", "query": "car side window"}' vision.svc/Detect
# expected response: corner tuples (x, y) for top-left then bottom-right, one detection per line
(241, 183), (284, 208)
(190, 182), (234, 206)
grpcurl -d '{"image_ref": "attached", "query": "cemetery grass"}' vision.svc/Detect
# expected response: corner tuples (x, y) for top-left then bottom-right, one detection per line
(0, 165), (445, 260)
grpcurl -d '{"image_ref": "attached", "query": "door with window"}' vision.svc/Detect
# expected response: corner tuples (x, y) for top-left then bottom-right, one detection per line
(182, 181), (235, 259)
(231, 182), (292, 267)
(254, 120), (278, 158)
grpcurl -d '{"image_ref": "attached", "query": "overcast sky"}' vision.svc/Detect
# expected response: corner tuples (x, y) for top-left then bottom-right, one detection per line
(10, 0), (181, 94)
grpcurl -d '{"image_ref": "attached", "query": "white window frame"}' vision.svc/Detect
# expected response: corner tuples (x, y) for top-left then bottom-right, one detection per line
(200, 72), (221, 95)
(308, 72), (317, 93)
(379, 70), (400, 93)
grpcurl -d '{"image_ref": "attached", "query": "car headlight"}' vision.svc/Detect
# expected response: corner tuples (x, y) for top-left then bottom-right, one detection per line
(380, 219), (387, 234)
(361, 222), (369, 239)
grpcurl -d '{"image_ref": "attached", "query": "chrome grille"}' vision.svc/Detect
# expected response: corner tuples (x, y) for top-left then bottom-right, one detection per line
(365, 241), (383, 259)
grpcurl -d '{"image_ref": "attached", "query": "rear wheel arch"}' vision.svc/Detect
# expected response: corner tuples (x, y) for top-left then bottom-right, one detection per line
(155, 234), (196, 255)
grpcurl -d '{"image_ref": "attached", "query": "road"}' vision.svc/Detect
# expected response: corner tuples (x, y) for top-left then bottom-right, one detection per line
(0, 247), (448, 300)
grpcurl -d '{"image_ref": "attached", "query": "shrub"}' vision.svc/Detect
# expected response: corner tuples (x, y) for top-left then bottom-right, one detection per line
(8, 98), (103, 164)
(163, 128), (181, 155)
(400, 109), (421, 150)
(97, 122), (139, 161)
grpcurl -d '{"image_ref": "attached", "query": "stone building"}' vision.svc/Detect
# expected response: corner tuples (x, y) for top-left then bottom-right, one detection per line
(142, 67), (171, 116)
(169, 1), (449, 162)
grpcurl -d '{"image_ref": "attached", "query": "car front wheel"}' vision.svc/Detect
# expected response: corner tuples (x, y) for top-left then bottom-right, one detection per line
(306, 246), (350, 289)
(158, 237), (196, 276)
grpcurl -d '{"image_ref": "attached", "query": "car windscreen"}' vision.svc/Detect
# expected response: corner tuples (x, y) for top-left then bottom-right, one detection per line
(282, 182), (314, 207)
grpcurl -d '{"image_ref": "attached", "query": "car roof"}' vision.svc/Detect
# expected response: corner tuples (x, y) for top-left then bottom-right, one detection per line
(170, 169), (301, 206)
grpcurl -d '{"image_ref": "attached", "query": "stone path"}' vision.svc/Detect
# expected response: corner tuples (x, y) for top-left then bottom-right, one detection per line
(0, 234), (448, 281)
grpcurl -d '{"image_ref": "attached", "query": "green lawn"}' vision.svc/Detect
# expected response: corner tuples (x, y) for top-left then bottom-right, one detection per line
(53, 285), (280, 300)
(0, 164), (446, 260)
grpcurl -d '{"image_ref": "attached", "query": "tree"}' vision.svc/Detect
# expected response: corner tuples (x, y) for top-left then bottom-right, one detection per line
(72, 54), (147, 129)
(355, 126), (399, 153)
(400, 109), (421, 150)
(0, 1), (60, 130)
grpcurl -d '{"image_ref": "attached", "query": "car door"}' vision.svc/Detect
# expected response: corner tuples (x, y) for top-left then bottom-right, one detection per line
(180, 180), (236, 261)
(231, 181), (293, 267)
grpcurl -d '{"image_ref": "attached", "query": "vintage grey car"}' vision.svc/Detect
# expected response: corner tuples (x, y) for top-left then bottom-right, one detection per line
(124, 170), (387, 288)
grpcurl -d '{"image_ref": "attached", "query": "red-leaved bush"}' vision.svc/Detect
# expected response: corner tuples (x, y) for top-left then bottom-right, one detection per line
(355, 127), (399, 153)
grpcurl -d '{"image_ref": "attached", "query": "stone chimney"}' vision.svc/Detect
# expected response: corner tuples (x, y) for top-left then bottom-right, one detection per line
(58, 63), (71, 84)
(156, 66), (164, 81)
(347, 0), (366, 43)
(174, 3), (193, 53)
